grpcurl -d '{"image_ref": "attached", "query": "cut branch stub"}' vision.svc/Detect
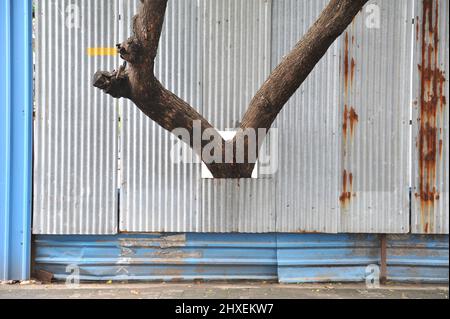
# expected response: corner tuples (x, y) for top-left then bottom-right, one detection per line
(93, 70), (131, 99)
(117, 37), (143, 64)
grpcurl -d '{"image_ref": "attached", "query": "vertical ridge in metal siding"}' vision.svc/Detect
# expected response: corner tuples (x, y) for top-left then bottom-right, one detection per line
(411, 0), (449, 234)
(273, 0), (340, 233)
(200, 0), (274, 233)
(33, 0), (118, 234)
(119, 0), (202, 232)
(339, 0), (412, 233)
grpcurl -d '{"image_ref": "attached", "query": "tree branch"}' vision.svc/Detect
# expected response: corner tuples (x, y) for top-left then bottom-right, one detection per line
(231, 0), (368, 177)
(93, 0), (368, 178)
(113, 0), (229, 177)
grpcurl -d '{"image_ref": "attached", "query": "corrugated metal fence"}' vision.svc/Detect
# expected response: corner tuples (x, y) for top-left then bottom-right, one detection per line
(33, 233), (449, 283)
(411, 0), (449, 234)
(33, 0), (449, 235)
(119, 0), (203, 233)
(338, 0), (412, 233)
(33, 0), (119, 234)
(273, 0), (341, 233)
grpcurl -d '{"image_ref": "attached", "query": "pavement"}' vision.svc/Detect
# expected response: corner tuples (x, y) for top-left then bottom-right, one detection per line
(0, 282), (448, 299)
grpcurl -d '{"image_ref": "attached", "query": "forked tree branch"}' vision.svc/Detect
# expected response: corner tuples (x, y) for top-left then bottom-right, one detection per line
(94, 0), (368, 178)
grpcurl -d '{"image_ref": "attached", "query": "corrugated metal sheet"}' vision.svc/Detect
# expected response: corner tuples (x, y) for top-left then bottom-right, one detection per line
(201, 0), (271, 130)
(0, 0), (33, 280)
(33, 233), (278, 281)
(201, 179), (275, 233)
(120, 0), (275, 233)
(200, 0), (274, 233)
(32, 0), (447, 235)
(339, 0), (413, 233)
(387, 234), (449, 283)
(119, 0), (413, 234)
(277, 234), (380, 283)
(273, 0), (340, 233)
(411, 0), (449, 234)
(33, 0), (119, 234)
(33, 233), (449, 283)
(119, 0), (202, 232)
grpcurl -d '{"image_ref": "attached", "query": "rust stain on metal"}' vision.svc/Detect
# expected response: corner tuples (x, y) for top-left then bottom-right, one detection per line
(349, 106), (359, 137)
(343, 105), (348, 140)
(339, 169), (355, 206)
(149, 250), (202, 259)
(380, 235), (387, 285)
(344, 32), (357, 94)
(341, 30), (359, 207)
(294, 229), (322, 234)
(415, 0), (446, 233)
(350, 58), (356, 87)
(152, 268), (184, 278)
(119, 234), (187, 249)
(344, 32), (350, 93)
(343, 105), (359, 142)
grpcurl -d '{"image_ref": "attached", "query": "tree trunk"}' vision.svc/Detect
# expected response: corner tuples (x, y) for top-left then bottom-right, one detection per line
(94, 0), (368, 178)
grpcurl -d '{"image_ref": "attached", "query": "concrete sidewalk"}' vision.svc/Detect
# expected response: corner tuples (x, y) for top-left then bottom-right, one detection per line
(0, 282), (448, 299)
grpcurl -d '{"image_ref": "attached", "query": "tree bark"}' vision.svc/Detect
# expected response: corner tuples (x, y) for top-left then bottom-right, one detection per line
(94, 0), (368, 178)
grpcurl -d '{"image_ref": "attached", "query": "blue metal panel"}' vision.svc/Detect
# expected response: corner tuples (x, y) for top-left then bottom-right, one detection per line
(277, 234), (380, 283)
(33, 234), (278, 281)
(387, 235), (449, 283)
(33, 233), (449, 283)
(0, 0), (33, 280)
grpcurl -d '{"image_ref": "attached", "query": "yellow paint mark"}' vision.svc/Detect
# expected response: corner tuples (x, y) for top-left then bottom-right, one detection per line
(87, 47), (117, 56)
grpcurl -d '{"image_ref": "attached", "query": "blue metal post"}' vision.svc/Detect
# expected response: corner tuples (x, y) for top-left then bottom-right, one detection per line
(0, 0), (33, 281)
